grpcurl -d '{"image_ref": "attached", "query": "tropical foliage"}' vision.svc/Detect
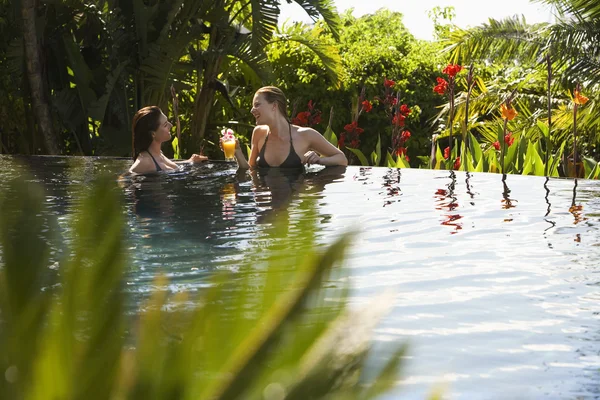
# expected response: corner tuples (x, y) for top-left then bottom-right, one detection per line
(3, 0), (600, 178)
(1, 0), (341, 156)
(437, 0), (600, 177)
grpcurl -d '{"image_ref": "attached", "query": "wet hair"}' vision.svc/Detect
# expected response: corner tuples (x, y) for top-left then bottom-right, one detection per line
(132, 106), (162, 160)
(256, 86), (289, 120)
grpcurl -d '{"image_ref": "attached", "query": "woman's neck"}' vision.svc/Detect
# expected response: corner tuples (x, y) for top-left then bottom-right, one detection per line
(268, 117), (290, 138)
(148, 140), (162, 156)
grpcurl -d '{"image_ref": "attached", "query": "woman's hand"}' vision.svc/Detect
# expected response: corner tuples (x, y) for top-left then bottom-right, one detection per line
(189, 154), (208, 163)
(303, 150), (321, 165)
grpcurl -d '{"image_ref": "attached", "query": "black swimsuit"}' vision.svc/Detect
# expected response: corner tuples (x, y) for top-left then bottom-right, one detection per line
(257, 123), (303, 169)
(146, 151), (163, 172)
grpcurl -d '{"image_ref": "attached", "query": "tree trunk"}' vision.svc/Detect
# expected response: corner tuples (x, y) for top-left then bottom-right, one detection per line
(21, 0), (60, 154)
(190, 25), (224, 155)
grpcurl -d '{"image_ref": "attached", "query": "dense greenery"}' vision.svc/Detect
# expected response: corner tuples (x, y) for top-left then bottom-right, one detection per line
(265, 10), (445, 165)
(437, 0), (600, 176)
(3, 0), (600, 177)
(0, 172), (407, 399)
(1, 0), (341, 156)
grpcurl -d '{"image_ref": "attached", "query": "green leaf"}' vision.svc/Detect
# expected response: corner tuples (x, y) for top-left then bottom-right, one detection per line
(346, 147), (369, 166)
(323, 125), (338, 147)
(434, 143), (444, 170)
(537, 120), (549, 139)
(371, 134), (382, 166)
(385, 152), (395, 167)
(395, 154), (410, 168)
(522, 140), (545, 176)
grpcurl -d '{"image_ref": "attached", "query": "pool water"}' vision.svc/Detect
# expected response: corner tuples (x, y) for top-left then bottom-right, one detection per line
(1, 155), (599, 399)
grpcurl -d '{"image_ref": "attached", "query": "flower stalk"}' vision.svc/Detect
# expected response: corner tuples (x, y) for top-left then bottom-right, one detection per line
(499, 92), (517, 173)
(464, 65), (475, 172)
(571, 83), (588, 177)
(544, 54), (552, 176)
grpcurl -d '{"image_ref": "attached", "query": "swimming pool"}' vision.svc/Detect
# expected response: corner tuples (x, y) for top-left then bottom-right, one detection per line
(1, 155), (598, 399)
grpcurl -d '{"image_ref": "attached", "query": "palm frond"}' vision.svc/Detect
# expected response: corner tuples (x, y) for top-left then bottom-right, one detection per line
(273, 30), (343, 87)
(536, 0), (600, 21)
(442, 15), (549, 65)
(289, 0), (341, 40)
(249, 0), (279, 51)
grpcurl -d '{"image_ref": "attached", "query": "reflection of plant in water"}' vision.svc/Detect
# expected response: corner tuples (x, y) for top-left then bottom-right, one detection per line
(382, 168), (402, 207)
(501, 174), (517, 210)
(569, 178), (586, 225)
(0, 174), (408, 399)
(435, 171), (463, 234)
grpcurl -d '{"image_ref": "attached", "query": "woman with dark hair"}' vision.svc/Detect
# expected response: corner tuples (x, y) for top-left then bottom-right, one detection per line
(130, 106), (207, 174)
(224, 86), (347, 169)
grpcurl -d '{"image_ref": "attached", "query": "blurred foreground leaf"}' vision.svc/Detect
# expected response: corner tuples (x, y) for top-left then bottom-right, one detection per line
(0, 173), (408, 399)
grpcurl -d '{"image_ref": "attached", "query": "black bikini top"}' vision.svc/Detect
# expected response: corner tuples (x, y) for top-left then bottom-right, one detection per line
(257, 123), (303, 169)
(146, 151), (162, 172)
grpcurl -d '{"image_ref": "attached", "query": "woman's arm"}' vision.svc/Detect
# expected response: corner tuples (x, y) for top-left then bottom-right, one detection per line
(168, 154), (208, 167)
(230, 126), (264, 170)
(303, 129), (348, 166)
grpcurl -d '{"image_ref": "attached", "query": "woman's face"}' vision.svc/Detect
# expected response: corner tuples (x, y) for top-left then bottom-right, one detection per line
(251, 93), (276, 125)
(153, 112), (173, 143)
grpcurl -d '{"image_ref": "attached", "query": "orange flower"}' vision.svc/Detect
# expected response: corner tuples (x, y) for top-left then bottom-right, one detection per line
(573, 90), (589, 105)
(500, 103), (517, 121)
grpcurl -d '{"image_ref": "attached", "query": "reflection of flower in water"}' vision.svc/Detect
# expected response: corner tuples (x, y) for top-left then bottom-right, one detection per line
(221, 183), (237, 220)
(434, 174), (462, 234)
(501, 175), (517, 210)
(382, 168), (401, 207)
(569, 204), (586, 225)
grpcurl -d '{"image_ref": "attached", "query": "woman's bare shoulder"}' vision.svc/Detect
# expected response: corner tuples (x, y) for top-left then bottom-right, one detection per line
(252, 125), (269, 135)
(294, 125), (321, 137)
(129, 153), (155, 174)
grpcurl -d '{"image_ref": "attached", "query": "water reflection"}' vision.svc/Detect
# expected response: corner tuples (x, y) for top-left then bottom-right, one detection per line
(465, 171), (476, 205)
(543, 177), (556, 235)
(501, 173), (517, 210)
(381, 168), (401, 207)
(435, 171), (463, 234)
(569, 179), (586, 227)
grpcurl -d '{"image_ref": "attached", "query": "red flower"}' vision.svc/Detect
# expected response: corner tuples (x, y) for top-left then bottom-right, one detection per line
(405, 155), (410, 162)
(384, 78), (396, 88)
(338, 133), (346, 148)
(361, 100), (373, 113)
(310, 113), (322, 125)
(400, 104), (411, 115)
(344, 121), (364, 135)
(454, 157), (461, 170)
(351, 139), (359, 148)
(307, 100), (314, 111)
(433, 77), (448, 95)
(396, 146), (407, 156)
(443, 146), (450, 160)
(392, 113), (406, 127)
(504, 133), (515, 147)
(401, 130), (411, 141)
(443, 64), (463, 78)
(292, 111), (310, 126)
(493, 141), (500, 150)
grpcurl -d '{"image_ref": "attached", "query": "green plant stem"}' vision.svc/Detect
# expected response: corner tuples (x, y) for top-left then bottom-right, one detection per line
(545, 54), (552, 176)
(448, 82), (455, 170)
(573, 103), (578, 177)
(501, 118), (508, 174)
